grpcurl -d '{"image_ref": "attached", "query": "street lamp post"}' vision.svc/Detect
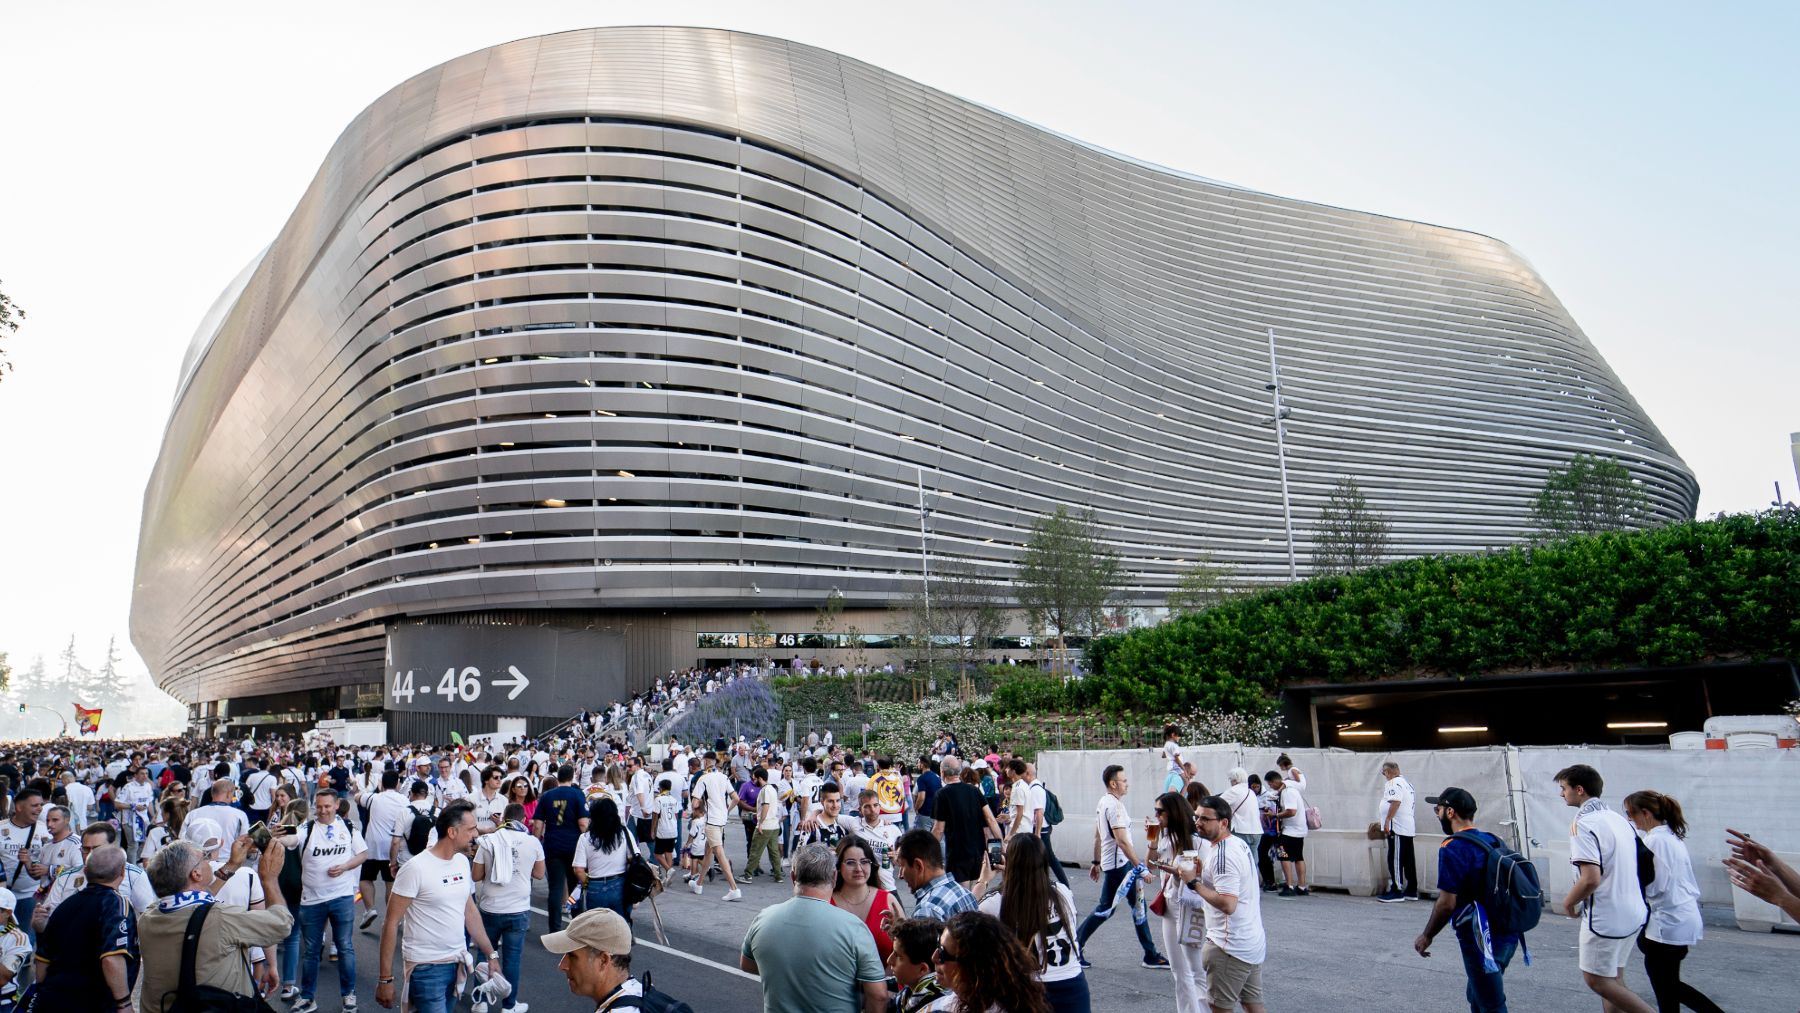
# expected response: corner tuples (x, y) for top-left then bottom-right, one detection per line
(1265, 328), (1299, 581)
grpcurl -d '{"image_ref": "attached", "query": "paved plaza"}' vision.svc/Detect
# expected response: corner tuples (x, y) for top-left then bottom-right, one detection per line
(312, 859), (1795, 1013)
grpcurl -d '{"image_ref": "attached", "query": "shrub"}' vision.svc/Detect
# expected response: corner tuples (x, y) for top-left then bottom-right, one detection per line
(868, 694), (997, 762)
(661, 678), (782, 746)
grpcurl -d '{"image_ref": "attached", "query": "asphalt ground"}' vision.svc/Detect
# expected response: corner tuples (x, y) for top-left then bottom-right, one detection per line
(306, 844), (1793, 1013)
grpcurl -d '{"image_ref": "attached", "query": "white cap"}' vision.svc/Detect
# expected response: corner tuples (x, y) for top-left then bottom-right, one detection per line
(182, 817), (227, 855)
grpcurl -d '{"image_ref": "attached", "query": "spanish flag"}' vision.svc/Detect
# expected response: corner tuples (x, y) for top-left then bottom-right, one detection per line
(74, 703), (103, 735)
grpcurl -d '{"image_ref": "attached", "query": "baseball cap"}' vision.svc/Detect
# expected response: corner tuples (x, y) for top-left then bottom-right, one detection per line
(540, 908), (633, 956)
(1425, 787), (1477, 818)
(972, 759), (989, 770)
(0, 890), (15, 914)
(182, 817), (227, 854)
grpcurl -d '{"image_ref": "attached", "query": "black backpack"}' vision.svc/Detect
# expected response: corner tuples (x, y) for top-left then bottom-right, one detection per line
(276, 823), (314, 909)
(405, 805), (438, 856)
(1451, 830), (1543, 937)
(608, 972), (695, 1013)
(1042, 786), (1065, 827)
(161, 904), (278, 1013)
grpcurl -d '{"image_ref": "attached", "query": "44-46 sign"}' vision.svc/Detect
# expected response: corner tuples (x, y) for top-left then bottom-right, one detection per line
(390, 665), (532, 705)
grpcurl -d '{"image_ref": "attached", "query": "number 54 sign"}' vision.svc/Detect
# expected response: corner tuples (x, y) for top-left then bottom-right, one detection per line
(390, 665), (532, 705)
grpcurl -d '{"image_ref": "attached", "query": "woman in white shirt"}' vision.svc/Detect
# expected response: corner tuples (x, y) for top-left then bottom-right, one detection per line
(1623, 791), (1723, 1013)
(573, 797), (635, 923)
(140, 797), (189, 864)
(979, 833), (1088, 1013)
(1145, 792), (1209, 1013)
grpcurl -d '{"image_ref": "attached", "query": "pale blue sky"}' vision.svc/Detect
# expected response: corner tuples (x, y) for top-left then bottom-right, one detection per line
(0, 2), (1793, 731)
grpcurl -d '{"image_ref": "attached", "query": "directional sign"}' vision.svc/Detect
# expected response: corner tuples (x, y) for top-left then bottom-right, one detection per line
(384, 624), (628, 717)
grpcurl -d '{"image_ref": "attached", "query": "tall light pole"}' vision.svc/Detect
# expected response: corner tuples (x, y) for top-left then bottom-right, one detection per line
(918, 469), (933, 675)
(1265, 328), (1299, 581)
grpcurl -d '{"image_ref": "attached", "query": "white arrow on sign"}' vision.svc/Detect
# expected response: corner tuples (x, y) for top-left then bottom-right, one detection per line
(493, 665), (531, 701)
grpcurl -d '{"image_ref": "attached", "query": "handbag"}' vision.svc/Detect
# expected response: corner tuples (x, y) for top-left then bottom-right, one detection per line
(162, 905), (279, 1013)
(1149, 888), (1167, 917)
(622, 828), (660, 906)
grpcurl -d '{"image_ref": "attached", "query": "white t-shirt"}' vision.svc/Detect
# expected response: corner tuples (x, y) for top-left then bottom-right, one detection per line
(363, 790), (410, 861)
(392, 850), (474, 964)
(1163, 740), (1186, 777)
(470, 789), (508, 831)
(850, 818), (901, 891)
(41, 863), (157, 915)
(1276, 786), (1308, 838)
(213, 861), (266, 910)
(62, 781), (96, 823)
(1006, 781), (1034, 836)
(756, 785), (784, 831)
(573, 831), (631, 879)
(190, 803), (251, 844)
(1569, 800), (1649, 938)
(0, 923), (28, 1001)
(1096, 793), (1131, 871)
(1641, 825), (1704, 946)
(292, 818), (367, 904)
(244, 770), (277, 809)
(653, 793), (682, 839)
(474, 828), (544, 915)
(1200, 835), (1265, 964)
(1221, 783), (1262, 837)
(0, 820), (46, 899)
(629, 770), (654, 819)
(1381, 775), (1416, 837)
(696, 770), (736, 827)
(979, 883), (1082, 982)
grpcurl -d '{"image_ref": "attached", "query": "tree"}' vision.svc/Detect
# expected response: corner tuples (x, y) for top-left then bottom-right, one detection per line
(1313, 476), (1391, 575)
(813, 589), (846, 642)
(1532, 453), (1652, 541)
(1166, 558), (1234, 617)
(0, 280), (22, 384)
(0, 650), (9, 694)
(1017, 506), (1122, 674)
(900, 559), (1011, 675)
(55, 634), (90, 703)
(84, 635), (133, 708)
(14, 655), (48, 701)
(748, 611), (773, 653)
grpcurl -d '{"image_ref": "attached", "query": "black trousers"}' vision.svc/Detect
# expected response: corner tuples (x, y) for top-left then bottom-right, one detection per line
(1039, 828), (1070, 887)
(1257, 832), (1280, 886)
(1637, 933), (1725, 1013)
(1387, 831), (1418, 896)
(544, 850), (576, 932)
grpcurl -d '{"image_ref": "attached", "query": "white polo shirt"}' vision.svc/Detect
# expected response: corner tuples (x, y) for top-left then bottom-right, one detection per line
(1096, 793), (1131, 871)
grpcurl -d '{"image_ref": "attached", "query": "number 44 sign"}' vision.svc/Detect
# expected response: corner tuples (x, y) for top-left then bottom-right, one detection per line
(391, 664), (532, 704)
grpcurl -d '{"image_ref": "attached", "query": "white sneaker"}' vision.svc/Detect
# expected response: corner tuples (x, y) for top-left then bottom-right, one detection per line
(472, 1002), (489, 1013)
(342, 997), (358, 1012)
(279, 985), (299, 1001)
(359, 909), (379, 931)
(289, 1001), (318, 1013)
(691, 880), (703, 896)
(724, 888), (742, 902)
(512, 1005), (530, 1013)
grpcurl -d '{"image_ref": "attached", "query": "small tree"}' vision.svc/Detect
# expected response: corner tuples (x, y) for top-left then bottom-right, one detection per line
(55, 634), (90, 703)
(747, 610), (772, 652)
(1017, 507), (1122, 675)
(922, 558), (1010, 674)
(0, 650), (10, 694)
(813, 589), (845, 656)
(0, 280), (23, 384)
(1166, 559), (1233, 617)
(1313, 476), (1391, 575)
(84, 636), (133, 708)
(1532, 453), (1651, 541)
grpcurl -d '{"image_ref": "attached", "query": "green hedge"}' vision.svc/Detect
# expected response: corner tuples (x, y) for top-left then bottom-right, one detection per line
(1085, 509), (1800, 715)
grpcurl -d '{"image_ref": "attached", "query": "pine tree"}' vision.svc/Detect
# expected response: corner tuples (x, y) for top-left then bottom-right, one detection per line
(55, 634), (90, 704)
(84, 635), (133, 708)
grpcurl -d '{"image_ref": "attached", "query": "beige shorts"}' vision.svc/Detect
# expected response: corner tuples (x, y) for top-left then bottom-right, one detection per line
(1578, 924), (1634, 976)
(1201, 941), (1264, 1008)
(705, 823), (725, 849)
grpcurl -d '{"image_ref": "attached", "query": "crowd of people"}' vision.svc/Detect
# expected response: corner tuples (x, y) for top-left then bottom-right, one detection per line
(0, 695), (1794, 1013)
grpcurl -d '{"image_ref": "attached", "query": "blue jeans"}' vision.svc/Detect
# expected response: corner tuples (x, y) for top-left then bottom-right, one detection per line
(1076, 865), (1161, 960)
(298, 894), (357, 1000)
(585, 875), (631, 923)
(480, 910), (530, 1011)
(278, 917), (301, 984)
(1455, 923), (1518, 1013)
(407, 960), (459, 1013)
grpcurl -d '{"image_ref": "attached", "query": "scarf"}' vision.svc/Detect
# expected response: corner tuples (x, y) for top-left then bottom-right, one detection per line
(157, 889), (215, 912)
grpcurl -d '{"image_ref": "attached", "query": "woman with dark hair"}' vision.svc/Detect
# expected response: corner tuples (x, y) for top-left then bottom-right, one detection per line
(505, 773), (538, 823)
(938, 911), (1052, 1013)
(978, 833), (1088, 1012)
(832, 836), (896, 963)
(574, 797), (635, 922)
(1623, 790), (1721, 1013)
(1146, 792), (1208, 1013)
(1181, 780), (1211, 817)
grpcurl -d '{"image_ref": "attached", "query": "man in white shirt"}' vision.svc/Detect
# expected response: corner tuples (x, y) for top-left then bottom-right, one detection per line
(690, 758), (743, 901)
(1076, 764), (1168, 968)
(359, 770), (409, 932)
(377, 801), (500, 1013)
(432, 758), (468, 808)
(58, 772), (95, 827)
(1266, 770), (1309, 897)
(191, 778), (253, 844)
(847, 790), (901, 892)
(627, 757), (655, 858)
(286, 789), (367, 1013)
(1377, 761), (1419, 903)
(1555, 764), (1654, 1013)
(1220, 768), (1264, 873)
(33, 822), (158, 935)
(118, 767), (157, 861)
(1177, 795), (1266, 1013)
(472, 803), (544, 1013)
(243, 761), (279, 825)
(743, 767), (786, 882)
(1, 788), (49, 941)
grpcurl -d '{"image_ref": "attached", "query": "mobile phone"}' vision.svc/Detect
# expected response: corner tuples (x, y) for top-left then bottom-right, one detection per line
(988, 840), (1004, 866)
(247, 821), (267, 835)
(279, 823), (300, 835)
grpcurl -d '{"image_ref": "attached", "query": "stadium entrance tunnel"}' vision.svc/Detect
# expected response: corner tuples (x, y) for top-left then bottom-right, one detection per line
(1283, 658), (1799, 750)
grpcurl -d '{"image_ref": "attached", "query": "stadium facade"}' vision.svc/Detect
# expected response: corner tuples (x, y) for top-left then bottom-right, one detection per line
(131, 27), (1698, 737)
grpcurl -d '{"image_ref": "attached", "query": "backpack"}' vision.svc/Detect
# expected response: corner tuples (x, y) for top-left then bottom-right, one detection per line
(608, 972), (695, 1013)
(1451, 830), (1543, 937)
(277, 822), (314, 909)
(405, 805), (438, 857)
(1041, 785), (1064, 827)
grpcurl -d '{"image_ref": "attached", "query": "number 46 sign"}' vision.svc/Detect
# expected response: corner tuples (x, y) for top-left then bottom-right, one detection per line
(391, 664), (532, 704)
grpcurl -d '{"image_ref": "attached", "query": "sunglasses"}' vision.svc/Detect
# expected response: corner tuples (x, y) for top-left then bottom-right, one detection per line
(934, 946), (959, 965)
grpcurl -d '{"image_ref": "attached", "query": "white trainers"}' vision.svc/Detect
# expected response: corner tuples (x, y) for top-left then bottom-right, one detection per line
(723, 888), (743, 902)
(359, 909), (379, 931)
(342, 996), (359, 1012)
(278, 985), (299, 1001)
(289, 1001), (319, 1013)
(691, 879), (703, 896)
(472, 1002), (488, 1013)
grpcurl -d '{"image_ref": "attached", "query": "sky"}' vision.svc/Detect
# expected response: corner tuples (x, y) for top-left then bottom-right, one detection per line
(1, 2), (1795, 735)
